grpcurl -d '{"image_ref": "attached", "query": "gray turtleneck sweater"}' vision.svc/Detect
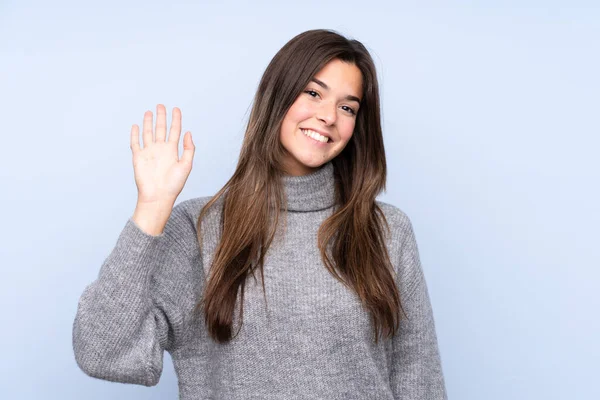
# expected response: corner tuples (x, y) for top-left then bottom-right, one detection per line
(72, 161), (447, 399)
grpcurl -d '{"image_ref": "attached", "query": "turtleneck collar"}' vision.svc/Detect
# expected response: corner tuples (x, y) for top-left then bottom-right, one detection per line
(281, 161), (336, 212)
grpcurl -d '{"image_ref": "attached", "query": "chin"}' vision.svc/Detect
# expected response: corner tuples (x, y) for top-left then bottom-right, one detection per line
(299, 155), (332, 168)
(282, 154), (330, 176)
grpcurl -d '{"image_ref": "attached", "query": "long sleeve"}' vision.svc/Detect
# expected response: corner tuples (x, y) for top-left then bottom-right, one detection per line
(390, 214), (448, 399)
(72, 201), (201, 386)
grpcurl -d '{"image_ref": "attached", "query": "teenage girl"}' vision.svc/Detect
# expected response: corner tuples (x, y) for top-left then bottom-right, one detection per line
(73, 29), (448, 400)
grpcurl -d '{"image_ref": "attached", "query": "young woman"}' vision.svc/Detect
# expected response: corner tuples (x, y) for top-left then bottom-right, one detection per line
(73, 29), (448, 399)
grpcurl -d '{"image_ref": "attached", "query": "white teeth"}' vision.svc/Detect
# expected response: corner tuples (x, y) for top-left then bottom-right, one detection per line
(301, 129), (329, 143)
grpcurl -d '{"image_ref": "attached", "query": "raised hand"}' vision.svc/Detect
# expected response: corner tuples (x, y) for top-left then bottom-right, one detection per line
(130, 104), (195, 235)
(130, 104), (195, 206)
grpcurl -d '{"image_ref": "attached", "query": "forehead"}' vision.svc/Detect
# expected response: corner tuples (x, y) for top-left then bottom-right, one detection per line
(313, 59), (363, 99)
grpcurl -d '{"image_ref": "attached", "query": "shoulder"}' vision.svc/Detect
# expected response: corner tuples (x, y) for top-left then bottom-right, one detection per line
(375, 199), (415, 243)
(375, 200), (425, 294)
(171, 195), (224, 226)
(160, 195), (222, 253)
(173, 195), (217, 217)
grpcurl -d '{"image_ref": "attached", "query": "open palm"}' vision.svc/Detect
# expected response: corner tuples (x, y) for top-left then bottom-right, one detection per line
(130, 104), (195, 205)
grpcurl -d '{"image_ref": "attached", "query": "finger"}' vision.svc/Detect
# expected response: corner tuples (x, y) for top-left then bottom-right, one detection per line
(168, 107), (182, 145)
(130, 124), (141, 155)
(155, 104), (167, 142)
(142, 110), (153, 147)
(180, 132), (195, 166)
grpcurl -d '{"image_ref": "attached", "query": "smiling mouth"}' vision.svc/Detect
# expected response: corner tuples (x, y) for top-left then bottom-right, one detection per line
(300, 128), (332, 143)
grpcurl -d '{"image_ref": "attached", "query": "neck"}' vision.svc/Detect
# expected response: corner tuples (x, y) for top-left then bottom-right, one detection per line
(281, 161), (336, 212)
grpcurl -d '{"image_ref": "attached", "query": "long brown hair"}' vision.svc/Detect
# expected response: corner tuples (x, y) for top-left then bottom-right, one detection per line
(194, 29), (406, 344)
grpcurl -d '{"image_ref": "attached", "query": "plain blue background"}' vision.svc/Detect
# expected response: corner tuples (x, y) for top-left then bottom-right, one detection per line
(1, 1), (598, 399)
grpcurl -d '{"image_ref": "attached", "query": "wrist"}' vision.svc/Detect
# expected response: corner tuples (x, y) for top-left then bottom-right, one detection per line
(132, 200), (175, 236)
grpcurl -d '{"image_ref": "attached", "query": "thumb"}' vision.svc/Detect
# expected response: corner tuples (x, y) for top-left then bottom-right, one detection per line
(181, 132), (195, 166)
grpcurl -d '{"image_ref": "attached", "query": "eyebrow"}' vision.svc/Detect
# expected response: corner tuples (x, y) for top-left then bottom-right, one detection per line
(310, 78), (362, 103)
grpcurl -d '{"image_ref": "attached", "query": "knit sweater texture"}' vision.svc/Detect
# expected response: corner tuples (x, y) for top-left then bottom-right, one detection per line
(72, 161), (448, 399)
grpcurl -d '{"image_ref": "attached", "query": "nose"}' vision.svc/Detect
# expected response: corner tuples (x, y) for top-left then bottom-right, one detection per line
(316, 100), (337, 126)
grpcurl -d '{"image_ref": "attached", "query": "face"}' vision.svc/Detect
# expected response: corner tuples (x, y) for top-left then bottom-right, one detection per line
(279, 58), (363, 176)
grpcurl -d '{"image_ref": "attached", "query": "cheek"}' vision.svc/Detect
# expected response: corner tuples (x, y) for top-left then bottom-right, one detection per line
(339, 120), (356, 142)
(281, 103), (308, 140)
(286, 100), (314, 124)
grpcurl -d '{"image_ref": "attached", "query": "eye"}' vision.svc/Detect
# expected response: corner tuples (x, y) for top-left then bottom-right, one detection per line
(341, 105), (357, 115)
(304, 90), (320, 98)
